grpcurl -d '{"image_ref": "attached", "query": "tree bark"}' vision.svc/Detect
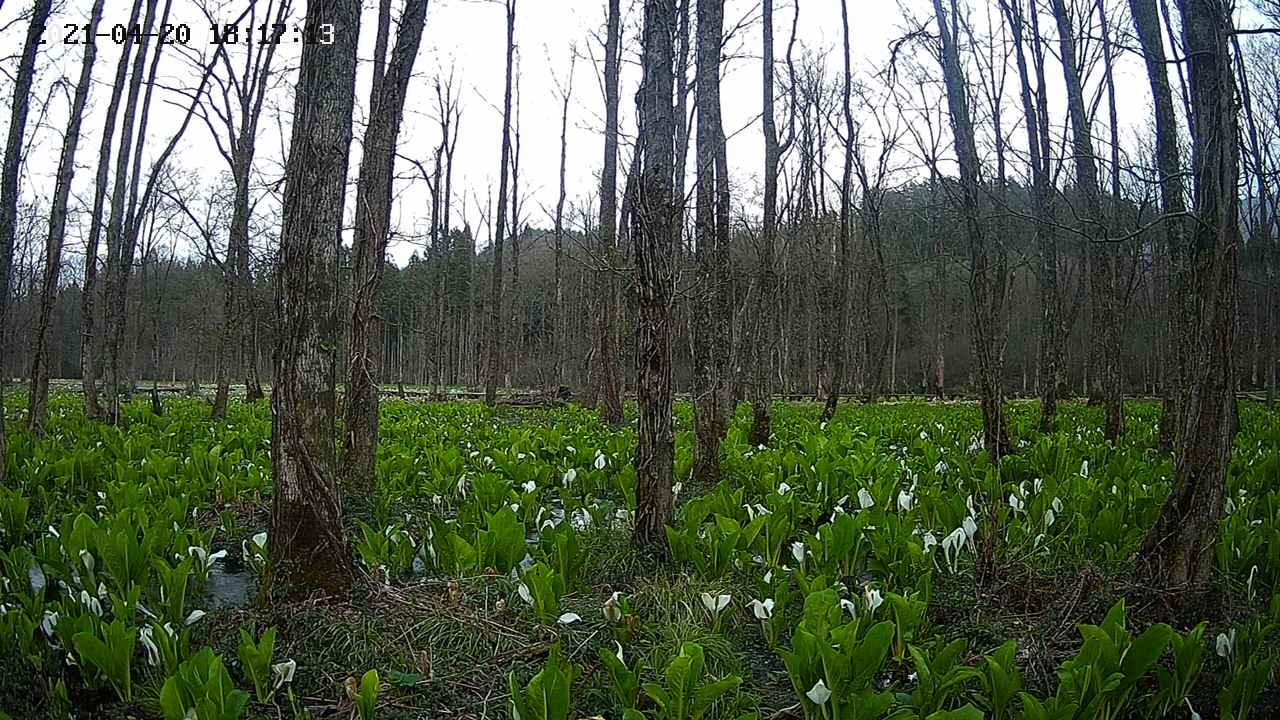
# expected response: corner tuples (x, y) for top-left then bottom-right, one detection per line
(0, 0), (52, 485)
(79, 0), (145, 422)
(821, 0), (855, 423)
(930, 0), (1010, 458)
(343, 0), (428, 487)
(103, 0), (164, 422)
(485, 0), (517, 407)
(633, 0), (677, 552)
(749, 0), (790, 446)
(553, 57), (574, 392)
(595, 0), (625, 426)
(692, 0), (730, 483)
(267, 0), (362, 601)
(1129, 0), (1190, 449)
(1139, 0), (1241, 589)
(29, 0), (104, 434)
(1050, 0), (1123, 441)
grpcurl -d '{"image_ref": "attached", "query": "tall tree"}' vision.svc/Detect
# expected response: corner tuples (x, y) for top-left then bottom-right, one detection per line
(749, 0), (795, 445)
(80, 0), (145, 421)
(1139, 0), (1242, 589)
(1050, 0), (1124, 440)
(595, 0), (625, 425)
(553, 54), (575, 392)
(821, 0), (855, 422)
(102, 0), (164, 422)
(485, 0), (517, 407)
(692, 0), (730, 483)
(196, 0), (292, 417)
(1129, 0), (1189, 448)
(633, 0), (678, 551)
(0, 0), (52, 484)
(268, 0), (362, 600)
(999, 0), (1059, 432)
(930, 0), (1011, 458)
(344, 0), (429, 487)
(28, 0), (105, 434)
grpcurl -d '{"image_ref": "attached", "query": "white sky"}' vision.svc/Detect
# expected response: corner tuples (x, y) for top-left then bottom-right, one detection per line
(1, 0), (1264, 270)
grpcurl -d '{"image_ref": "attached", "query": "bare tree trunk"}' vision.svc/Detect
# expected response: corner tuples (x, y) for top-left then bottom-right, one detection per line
(1139, 0), (1241, 590)
(931, 0), (1010, 458)
(553, 57), (574, 392)
(485, 0), (517, 407)
(80, 0), (144, 421)
(749, 0), (792, 446)
(343, 0), (428, 488)
(509, 68), (523, 388)
(1050, 0), (1123, 441)
(0, 0), (51, 484)
(1129, 0), (1190, 448)
(633, 0), (677, 552)
(596, 0), (625, 426)
(268, 0), (361, 601)
(1002, 0), (1057, 433)
(29, 0), (104, 434)
(103, 0), (166, 422)
(693, 0), (729, 483)
(1232, 34), (1273, 410)
(821, 0), (855, 423)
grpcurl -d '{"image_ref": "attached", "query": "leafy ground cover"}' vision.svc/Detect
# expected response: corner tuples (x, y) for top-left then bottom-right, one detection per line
(0, 394), (1277, 719)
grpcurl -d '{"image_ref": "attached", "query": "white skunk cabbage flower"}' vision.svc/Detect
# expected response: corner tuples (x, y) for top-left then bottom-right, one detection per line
(1216, 629), (1235, 659)
(864, 587), (884, 613)
(273, 659), (297, 688)
(603, 592), (623, 623)
(858, 489), (875, 509)
(897, 490), (914, 512)
(139, 626), (159, 666)
(1008, 494), (1024, 513)
(700, 592), (731, 615)
(557, 612), (582, 625)
(791, 541), (806, 564)
(521, 480), (536, 494)
(562, 468), (577, 486)
(942, 527), (968, 573)
(749, 598), (775, 620)
(184, 610), (207, 626)
(594, 452), (607, 470)
(517, 583), (533, 606)
(806, 680), (832, 706)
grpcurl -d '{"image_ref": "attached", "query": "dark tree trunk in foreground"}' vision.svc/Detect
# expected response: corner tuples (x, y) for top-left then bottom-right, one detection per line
(1139, 0), (1241, 589)
(633, 0), (677, 552)
(29, 0), (104, 434)
(81, 0), (144, 421)
(0, 0), (51, 484)
(821, 0), (855, 423)
(268, 0), (361, 601)
(343, 0), (428, 487)
(692, 0), (729, 484)
(485, 0), (516, 407)
(1129, 0), (1189, 449)
(595, 0), (625, 426)
(931, 0), (1010, 458)
(1050, 0), (1124, 441)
